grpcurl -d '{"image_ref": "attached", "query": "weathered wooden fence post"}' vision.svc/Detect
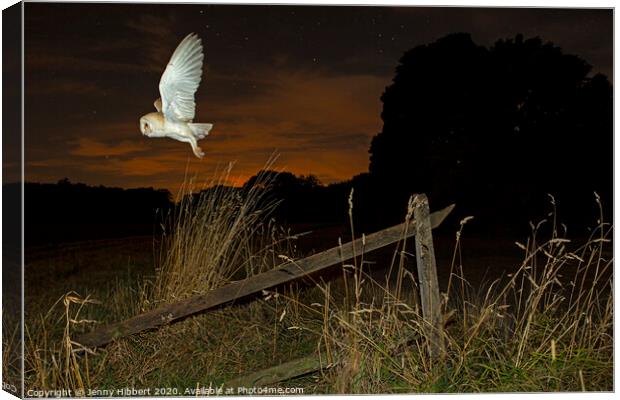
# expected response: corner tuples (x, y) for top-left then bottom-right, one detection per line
(413, 194), (445, 359)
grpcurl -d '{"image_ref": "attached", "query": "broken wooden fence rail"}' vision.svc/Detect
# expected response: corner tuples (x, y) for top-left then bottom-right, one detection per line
(223, 195), (446, 388)
(224, 354), (332, 388)
(224, 329), (424, 387)
(76, 203), (455, 348)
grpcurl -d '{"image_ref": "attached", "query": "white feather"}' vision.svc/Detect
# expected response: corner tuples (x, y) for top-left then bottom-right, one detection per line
(159, 33), (204, 122)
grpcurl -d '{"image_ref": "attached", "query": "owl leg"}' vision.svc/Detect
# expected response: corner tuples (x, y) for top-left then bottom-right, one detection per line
(190, 143), (205, 159)
(185, 135), (204, 159)
(170, 134), (204, 159)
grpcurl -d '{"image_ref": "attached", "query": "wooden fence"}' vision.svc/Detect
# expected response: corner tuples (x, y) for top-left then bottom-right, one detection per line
(76, 197), (454, 364)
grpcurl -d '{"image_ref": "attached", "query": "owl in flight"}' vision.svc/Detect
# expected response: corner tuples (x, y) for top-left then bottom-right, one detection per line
(140, 33), (213, 159)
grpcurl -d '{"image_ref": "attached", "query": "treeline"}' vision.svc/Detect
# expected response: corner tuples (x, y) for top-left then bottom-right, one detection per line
(15, 161), (611, 247)
(16, 175), (357, 246)
(21, 179), (172, 246)
(16, 172), (405, 246)
(239, 171), (430, 231)
(238, 170), (612, 238)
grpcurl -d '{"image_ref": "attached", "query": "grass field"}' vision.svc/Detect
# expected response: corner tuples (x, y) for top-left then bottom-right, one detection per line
(6, 182), (613, 395)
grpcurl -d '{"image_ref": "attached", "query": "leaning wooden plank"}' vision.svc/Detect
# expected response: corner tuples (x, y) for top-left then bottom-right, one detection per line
(76, 204), (455, 348)
(224, 355), (331, 388)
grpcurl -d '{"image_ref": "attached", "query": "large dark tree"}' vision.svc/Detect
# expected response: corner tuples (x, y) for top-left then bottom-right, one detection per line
(369, 33), (612, 233)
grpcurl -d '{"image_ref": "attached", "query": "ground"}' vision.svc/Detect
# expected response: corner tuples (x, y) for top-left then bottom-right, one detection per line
(8, 215), (614, 395)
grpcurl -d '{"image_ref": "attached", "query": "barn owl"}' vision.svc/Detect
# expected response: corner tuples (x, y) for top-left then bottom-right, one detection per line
(140, 33), (213, 159)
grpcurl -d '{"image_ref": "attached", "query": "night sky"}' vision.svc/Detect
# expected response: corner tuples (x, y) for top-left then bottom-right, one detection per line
(21, 3), (612, 193)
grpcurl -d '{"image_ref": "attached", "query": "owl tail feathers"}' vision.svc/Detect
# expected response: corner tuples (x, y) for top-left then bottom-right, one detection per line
(188, 123), (213, 140)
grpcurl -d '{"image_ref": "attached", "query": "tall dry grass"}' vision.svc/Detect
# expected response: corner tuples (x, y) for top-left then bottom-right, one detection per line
(314, 193), (613, 393)
(22, 292), (101, 395)
(17, 179), (613, 394)
(2, 313), (22, 396)
(148, 164), (280, 304)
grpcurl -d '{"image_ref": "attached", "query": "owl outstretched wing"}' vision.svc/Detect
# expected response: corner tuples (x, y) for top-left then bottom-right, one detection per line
(159, 33), (204, 122)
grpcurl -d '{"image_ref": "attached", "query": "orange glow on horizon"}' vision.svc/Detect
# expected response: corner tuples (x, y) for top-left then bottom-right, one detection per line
(26, 68), (388, 193)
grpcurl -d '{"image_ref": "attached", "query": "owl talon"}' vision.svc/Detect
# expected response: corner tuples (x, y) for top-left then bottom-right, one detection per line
(194, 148), (205, 159)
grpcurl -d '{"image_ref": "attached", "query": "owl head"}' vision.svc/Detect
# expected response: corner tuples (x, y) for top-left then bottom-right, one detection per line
(140, 112), (165, 137)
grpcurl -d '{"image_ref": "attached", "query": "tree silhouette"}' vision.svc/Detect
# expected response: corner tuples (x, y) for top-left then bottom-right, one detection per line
(369, 33), (612, 232)
(242, 170), (326, 224)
